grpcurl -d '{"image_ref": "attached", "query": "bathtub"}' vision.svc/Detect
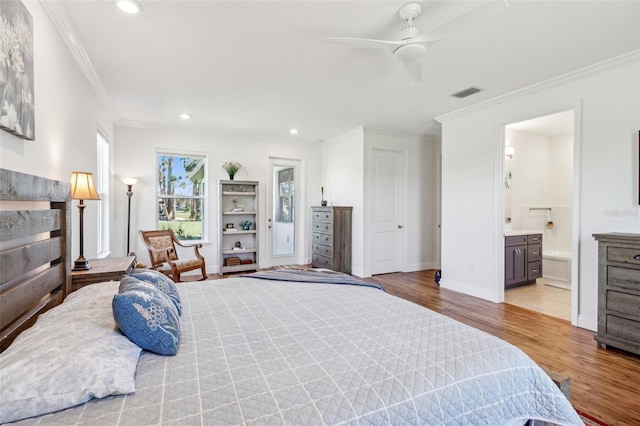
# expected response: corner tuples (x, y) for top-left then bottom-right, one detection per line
(542, 251), (572, 284)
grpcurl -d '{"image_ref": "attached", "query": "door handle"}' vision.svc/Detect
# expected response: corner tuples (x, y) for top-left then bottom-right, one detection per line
(398, 225), (403, 229)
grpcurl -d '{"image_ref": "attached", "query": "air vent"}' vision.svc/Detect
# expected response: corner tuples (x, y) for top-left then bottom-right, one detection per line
(451, 87), (481, 98)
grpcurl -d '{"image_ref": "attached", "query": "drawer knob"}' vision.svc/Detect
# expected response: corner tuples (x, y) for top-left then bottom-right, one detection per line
(634, 254), (640, 260)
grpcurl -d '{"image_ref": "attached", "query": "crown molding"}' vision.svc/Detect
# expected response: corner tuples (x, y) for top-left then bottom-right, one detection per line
(41, 1), (116, 121)
(435, 49), (640, 123)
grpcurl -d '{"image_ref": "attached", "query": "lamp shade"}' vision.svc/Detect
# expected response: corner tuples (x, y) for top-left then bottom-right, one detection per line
(70, 172), (101, 200)
(121, 177), (138, 186)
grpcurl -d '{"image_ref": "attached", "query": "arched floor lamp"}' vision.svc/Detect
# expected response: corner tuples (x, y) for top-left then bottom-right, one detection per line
(121, 177), (138, 255)
(70, 171), (101, 271)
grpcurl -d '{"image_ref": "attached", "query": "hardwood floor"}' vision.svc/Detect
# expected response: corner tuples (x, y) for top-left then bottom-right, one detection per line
(363, 270), (640, 426)
(187, 268), (640, 425)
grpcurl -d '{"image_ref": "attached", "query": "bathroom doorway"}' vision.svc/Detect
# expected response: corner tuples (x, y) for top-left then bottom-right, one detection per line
(503, 110), (575, 321)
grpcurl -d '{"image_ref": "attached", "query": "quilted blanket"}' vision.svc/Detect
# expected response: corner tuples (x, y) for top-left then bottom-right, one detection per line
(243, 268), (385, 291)
(15, 277), (581, 425)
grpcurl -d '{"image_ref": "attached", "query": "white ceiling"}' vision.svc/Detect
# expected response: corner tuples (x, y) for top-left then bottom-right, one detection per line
(507, 109), (574, 137)
(54, 0), (640, 143)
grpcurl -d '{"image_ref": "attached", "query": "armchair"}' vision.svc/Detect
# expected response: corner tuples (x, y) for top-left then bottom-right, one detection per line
(138, 229), (207, 282)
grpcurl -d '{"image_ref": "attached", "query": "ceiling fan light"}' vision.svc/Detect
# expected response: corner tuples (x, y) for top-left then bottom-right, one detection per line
(394, 44), (425, 63)
(117, 0), (142, 14)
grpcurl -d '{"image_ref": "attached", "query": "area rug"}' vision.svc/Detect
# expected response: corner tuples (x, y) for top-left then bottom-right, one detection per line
(576, 409), (609, 426)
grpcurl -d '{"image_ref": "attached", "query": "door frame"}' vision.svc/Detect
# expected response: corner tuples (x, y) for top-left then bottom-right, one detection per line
(496, 102), (582, 326)
(266, 157), (305, 267)
(368, 147), (407, 276)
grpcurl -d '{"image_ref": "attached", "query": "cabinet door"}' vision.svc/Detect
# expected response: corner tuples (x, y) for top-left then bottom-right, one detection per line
(505, 245), (528, 287)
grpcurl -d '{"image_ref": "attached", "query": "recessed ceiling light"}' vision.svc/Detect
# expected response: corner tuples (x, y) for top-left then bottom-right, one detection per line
(289, 128), (298, 135)
(179, 113), (190, 120)
(117, 0), (142, 14)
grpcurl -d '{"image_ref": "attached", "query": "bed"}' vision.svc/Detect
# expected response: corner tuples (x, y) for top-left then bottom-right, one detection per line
(0, 169), (582, 425)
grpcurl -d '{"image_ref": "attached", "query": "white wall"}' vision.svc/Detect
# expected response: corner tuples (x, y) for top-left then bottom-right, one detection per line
(363, 129), (438, 276)
(113, 124), (322, 272)
(321, 126), (438, 277)
(0, 1), (114, 262)
(437, 52), (640, 330)
(321, 127), (365, 274)
(506, 129), (573, 253)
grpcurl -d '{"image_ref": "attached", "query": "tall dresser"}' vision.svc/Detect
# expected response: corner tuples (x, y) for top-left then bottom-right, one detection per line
(593, 233), (640, 356)
(311, 206), (352, 274)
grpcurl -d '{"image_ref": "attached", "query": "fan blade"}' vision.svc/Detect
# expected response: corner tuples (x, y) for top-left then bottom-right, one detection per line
(403, 60), (422, 83)
(324, 37), (403, 51)
(424, 1), (506, 40)
(403, 34), (444, 47)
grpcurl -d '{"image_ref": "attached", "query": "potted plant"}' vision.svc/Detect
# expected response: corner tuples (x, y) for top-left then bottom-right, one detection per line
(223, 162), (241, 180)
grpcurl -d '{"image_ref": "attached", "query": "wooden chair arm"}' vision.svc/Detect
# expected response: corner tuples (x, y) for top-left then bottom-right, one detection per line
(173, 239), (203, 249)
(172, 239), (205, 260)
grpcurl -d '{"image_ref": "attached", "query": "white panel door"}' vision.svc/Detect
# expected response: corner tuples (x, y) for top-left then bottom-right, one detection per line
(372, 148), (403, 275)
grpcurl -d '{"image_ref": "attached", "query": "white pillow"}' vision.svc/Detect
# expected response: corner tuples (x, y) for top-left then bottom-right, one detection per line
(0, 282), (141, 424)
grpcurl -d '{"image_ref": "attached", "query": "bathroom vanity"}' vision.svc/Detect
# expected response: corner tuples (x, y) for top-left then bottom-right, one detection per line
(505, 231), (543, 289)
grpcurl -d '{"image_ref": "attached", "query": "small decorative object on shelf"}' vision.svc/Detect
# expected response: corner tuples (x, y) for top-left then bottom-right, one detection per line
(225, 257), (241, 266)
(321, 186), (327, 206)
(240, 220), (252, 230)
(223, 162), (241, 180)
(231, 199), (244, 212)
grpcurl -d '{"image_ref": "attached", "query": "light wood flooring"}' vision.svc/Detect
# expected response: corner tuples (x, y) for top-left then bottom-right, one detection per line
(505, 278), (571, 320)
(190, 269), (640, 425)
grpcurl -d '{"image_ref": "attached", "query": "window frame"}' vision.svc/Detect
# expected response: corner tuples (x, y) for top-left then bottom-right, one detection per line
(96, 129), (110, 258)
(156, 150), (208, 242)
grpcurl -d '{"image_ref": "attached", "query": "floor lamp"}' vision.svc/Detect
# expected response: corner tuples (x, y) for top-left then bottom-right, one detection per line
(121, 177), (138, 255)
(70, 171), (101, 271)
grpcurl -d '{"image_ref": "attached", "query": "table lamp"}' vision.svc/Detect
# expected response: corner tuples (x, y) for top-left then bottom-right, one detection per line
(70, 171), (101, 270)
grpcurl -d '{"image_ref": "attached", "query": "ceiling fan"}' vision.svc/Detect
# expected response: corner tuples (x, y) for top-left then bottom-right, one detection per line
(325, 1), (504, 83)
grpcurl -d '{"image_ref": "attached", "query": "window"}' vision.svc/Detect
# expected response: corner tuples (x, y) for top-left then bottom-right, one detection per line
(96, 130), (110, 257)
(156, 152), (206, 241)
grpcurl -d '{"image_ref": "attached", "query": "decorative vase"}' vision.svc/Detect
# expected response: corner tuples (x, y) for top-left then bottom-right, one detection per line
(229, 174), (234, 180)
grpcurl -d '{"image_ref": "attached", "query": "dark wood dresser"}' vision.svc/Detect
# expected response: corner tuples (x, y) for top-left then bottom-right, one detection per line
(593, 233), (640, 355)
(311, 206), (352, 274)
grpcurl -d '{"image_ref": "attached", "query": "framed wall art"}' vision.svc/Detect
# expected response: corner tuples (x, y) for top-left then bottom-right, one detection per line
(0, 0), (35, 140)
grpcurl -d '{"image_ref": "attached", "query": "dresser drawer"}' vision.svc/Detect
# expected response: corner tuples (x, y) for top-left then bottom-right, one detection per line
(312, 209), (333, 223)
(528, 261), (542, 280)
(313, 243), (332, 257)
(313, 221), (333, 234)
(312, 232), (332, 246)
(606, 314), (640, 342)
(312, 253), (331, 269)
(607, 290), (640, 317)
(608, 266), (640, 291)
(528, 243), (542, 262)
(608, 246), (640, 266)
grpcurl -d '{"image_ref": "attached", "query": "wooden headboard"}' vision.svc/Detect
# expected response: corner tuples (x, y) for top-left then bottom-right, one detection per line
(0, 169), (71, 352)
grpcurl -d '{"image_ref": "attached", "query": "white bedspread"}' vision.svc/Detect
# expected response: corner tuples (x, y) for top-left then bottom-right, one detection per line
(15, 276), (581, 425)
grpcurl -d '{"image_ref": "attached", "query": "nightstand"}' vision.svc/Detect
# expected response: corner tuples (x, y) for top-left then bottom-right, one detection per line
(71, 256), (136, 292)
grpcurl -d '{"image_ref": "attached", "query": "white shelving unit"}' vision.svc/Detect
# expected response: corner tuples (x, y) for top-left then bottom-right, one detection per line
(219, 180), (259, 274)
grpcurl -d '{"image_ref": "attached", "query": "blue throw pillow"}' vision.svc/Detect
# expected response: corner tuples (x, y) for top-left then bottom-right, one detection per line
(130, 270), (182, 315)
(113, 277), (180, 356)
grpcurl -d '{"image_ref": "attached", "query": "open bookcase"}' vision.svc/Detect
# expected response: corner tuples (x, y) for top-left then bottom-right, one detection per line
(219, 180), (259, 274)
